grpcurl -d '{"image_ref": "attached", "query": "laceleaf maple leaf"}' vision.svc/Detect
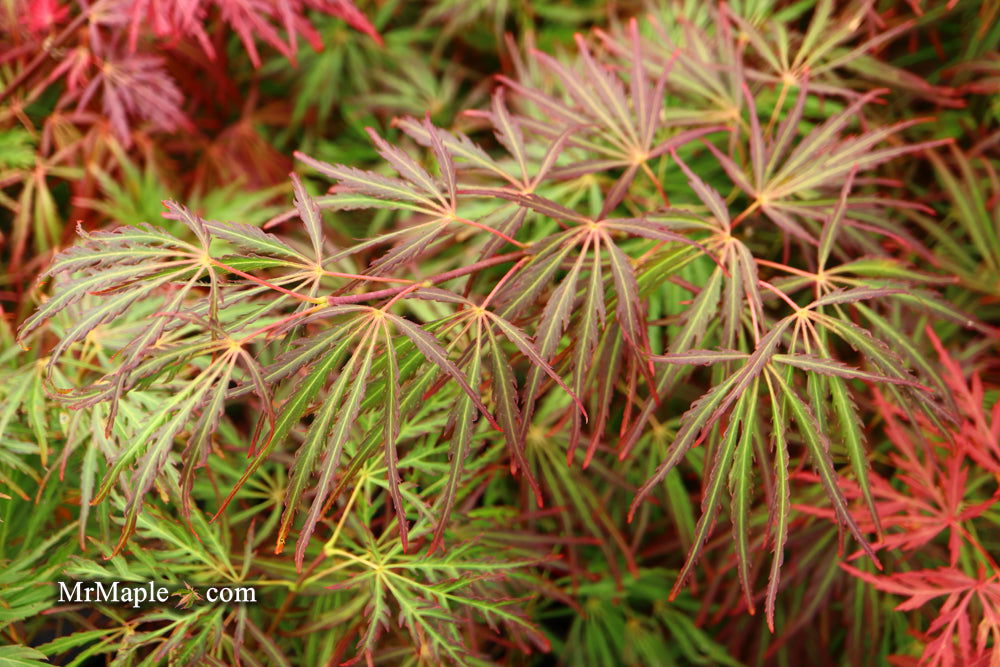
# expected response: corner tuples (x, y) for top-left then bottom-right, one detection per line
(796, 325), (1000, 566)
(925, 328), (1000, 474)
(124, 0), (381, 66)
(22, 0), (69, 33)
(72, 45), (189, 143)
(123, 0), (207, 52)
(841, 564), (1000, 667)
(795, 385), (998, 567)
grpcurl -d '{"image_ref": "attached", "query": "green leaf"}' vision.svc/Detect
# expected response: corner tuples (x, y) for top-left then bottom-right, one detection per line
(829, 375), (882, 536)
(768, 366), (878, 564)
(214, 325), (360, 519)
(430, 340), (482, 553)
(485, 325), (542, 507)
(282, 326), (376, 567)
(763, 372), (790, 632)
(0, 645), (49, 666)
(728, 377), (759, 611)
(204, 219), (307, 262)
(291, 173), (325, 261)
(386, 313), (499, 429)
(672, 383), (757, 598)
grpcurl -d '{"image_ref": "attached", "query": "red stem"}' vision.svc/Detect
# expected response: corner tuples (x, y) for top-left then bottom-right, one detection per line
(325, 251), (525, 306)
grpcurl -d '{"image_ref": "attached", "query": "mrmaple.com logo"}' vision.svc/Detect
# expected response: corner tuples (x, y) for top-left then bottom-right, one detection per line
(57, 580), (257, 608)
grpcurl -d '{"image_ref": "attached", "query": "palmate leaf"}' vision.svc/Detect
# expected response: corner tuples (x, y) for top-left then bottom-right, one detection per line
(23, 201), (539, 559)
(800, 329), (1000, 568)
(218, 303), (504, 568)
(725, 0), (957, 104)
(327, 523), (548, 664)
(840, 564), (1000, 667)
(17, 221), (202, 346)
(459, 188), (711, 460)
(702, 75), (951, 246)
(767, 366), (873, 557)
(295, 120), (531, 277)
(615, 154), (763, 458)
(629, 320), (794, 522)
(415, 292), (582, 511)
(92, 345), (254, 555)
(799, 400), (996, 568)
(628, 292), (940, 622)
(0, 645), (49, 666)
(120, 0), (380, 68)
(278, 319), (375, 564)
(498, 26), (727, 210)
(597, 4), (744, 125)
(42, 500), (277, 665)
(397, 89), (581, 256)
(71, 46), (188, 143)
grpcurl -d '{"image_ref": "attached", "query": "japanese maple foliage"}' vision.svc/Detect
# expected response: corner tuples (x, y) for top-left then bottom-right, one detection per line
(0, 0), (378, 300)
(788, 322), (1000, 664)
(821, 331), (1000, 666)
(1, 0), (1000, 665)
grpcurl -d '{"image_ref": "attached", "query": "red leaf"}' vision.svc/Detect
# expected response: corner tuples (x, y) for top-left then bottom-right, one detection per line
(23, 0), (69, 33)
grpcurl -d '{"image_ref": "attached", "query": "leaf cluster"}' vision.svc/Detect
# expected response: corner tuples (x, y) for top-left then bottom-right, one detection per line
(3, 0), (1000, 664)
